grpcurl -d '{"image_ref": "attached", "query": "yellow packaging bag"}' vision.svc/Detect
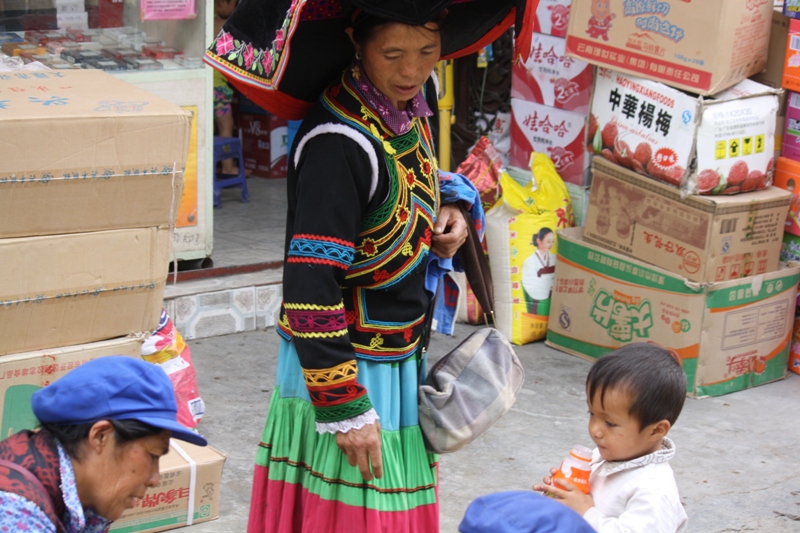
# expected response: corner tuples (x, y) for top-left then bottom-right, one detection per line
(486, 154), (574, 345)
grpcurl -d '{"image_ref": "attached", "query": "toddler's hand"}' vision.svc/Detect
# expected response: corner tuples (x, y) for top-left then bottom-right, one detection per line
(534, 477), (594, 517)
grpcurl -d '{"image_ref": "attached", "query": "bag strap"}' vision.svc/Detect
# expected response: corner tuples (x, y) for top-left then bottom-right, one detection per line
(421, 201), (494, 359)
(456, 202), (495, 325)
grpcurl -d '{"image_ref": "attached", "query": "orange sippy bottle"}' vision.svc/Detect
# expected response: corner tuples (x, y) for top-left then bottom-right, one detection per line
(548, 445), (592, 495)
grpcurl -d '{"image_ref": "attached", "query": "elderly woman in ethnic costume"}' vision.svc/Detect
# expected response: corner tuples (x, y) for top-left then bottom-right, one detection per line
(206, 1), (535, 531)
(0, 357), (207, 532)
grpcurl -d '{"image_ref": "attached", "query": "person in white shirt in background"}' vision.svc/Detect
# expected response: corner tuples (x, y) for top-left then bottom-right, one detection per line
(534, 343), (688, 532)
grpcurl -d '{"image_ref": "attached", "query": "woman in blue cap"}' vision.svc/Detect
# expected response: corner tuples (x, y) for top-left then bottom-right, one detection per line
(0, 356), (207, 532)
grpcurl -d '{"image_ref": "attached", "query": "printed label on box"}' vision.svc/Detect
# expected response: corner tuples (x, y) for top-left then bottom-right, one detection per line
(510, 98), (589, 185)
(533, 0), (571, 37)
(512, 33), (593, 113)
(589, 67), (696, 186)
(589, 68), (777, 195)
(566, 0), (773, 95)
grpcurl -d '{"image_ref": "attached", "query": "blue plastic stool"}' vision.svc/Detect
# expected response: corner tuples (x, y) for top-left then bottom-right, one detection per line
(213, 136), (249, 207)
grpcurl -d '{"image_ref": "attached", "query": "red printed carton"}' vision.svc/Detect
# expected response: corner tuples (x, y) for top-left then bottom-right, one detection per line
(510, 98), (590, 185)
(565, 0), (773, 96)
(533, 0), (572, 37)
(512, 32), (594, 113)
(589, 68), (779, 195)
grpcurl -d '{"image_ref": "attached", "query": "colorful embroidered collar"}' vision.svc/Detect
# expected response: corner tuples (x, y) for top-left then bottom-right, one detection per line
(350, 59), (433, 136)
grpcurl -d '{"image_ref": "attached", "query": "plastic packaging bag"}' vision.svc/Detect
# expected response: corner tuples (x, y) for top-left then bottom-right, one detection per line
(485, 153), (574, 344)
(142, 309), (205, 428)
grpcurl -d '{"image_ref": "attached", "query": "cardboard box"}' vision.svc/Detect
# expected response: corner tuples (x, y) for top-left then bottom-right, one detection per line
(0, 227), (169, 355)
(239, 113), (271, 178)
(750, 8), (790, 89)
(110, 440), (225, 533)
(785, 0), (800, 20)
(565, 0), (773, 95)
(584, 157), (791, 283)
(782, 19), (800, 92)
(546, 227), (800, 398)
(533, 0), (571, 37)
(512, 33), (593, 113)
(589, 69), (779, 195)
(510, 98), (591, 186)
(783, 92), (800, 161)
(773, 156), (800, 237)
(0, 337), (142, 440)
(0, 70), (189, 239)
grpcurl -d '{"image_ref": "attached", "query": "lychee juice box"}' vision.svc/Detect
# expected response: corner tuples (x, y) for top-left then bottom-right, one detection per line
(533, 0), (572, 38)
(589, 68), (779, 195)
(510, 98), (590, 186)
(512, 32), (594, 113)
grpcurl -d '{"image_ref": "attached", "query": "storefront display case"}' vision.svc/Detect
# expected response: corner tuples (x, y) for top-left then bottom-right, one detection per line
(1, 0), (214, 261)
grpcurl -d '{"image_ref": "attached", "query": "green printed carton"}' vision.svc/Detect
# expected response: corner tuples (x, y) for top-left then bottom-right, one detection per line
(547, 227), (800, 397)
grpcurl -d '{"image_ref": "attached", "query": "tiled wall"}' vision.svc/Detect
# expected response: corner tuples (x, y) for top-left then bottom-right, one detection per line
(167, 283), (283, 340)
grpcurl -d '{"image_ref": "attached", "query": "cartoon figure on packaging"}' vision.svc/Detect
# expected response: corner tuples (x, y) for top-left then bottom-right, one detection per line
(522, 227), (557, 317)
(586, 0), (615, 41)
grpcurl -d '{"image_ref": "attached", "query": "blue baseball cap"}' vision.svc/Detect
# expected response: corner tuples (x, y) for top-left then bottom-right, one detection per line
(459, 491), (595, 533)
(32, 356), (207, 447)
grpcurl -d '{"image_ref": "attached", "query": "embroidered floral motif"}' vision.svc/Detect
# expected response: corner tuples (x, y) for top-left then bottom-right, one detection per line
(360, 238), (378, 257)
(396, 207), (410, 224)
(405, 168), (417, 187)
(208, 0), (298, 79)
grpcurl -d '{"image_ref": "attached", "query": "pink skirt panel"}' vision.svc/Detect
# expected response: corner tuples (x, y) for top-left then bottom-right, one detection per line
(247, 465), (440, 533)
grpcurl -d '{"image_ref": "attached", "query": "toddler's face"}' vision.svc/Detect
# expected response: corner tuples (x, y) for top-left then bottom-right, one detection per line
(587, 386), (662, 462)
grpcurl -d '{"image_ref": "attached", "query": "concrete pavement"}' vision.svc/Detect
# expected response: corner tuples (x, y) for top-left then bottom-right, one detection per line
(182, 324), (800, 532)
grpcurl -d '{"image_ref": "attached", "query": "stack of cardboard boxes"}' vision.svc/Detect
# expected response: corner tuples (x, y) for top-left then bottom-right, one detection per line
(510, 0), (594, 225)
(544, 0), (800, 398)
(770, 2), (800, 375)
(0, 70), (224, 532)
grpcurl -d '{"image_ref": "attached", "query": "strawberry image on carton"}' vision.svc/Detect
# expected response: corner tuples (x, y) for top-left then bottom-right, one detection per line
(512, 32), (594, 113)
(589, 68), (779, 195)
(510, 98), (590, 186)
(533, 0), (571, 38)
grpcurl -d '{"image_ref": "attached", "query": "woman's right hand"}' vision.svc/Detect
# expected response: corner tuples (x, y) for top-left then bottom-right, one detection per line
(336, 421), (383, 481)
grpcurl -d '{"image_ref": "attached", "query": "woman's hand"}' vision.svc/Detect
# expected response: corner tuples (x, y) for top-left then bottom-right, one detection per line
(336, 421), (383, 481)
(431, 203), (468, 259)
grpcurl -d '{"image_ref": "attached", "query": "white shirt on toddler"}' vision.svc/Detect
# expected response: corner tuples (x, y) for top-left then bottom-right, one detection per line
(583, 436), (688, 533)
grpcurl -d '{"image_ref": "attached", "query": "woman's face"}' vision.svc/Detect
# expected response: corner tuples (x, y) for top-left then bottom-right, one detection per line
(355, 22), (441, 110)
(79, 428), (171, 521)
(538, 232), (555, 252)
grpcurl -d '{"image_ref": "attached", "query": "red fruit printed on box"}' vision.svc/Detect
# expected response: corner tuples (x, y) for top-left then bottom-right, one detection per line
(589, 68), (779, 195)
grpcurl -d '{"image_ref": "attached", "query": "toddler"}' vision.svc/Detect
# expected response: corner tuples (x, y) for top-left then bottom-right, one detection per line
(534, 343), (688, 532)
